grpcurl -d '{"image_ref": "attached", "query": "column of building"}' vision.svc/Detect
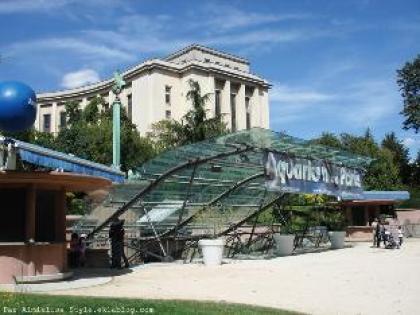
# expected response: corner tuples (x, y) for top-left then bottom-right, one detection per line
(221, 80), (231, 129)
(51, 102), (58, 135)
(261, 88), (269, 128)
(235, 84), (246, 130)
(206, 74), (215, 117)
(250, 87), (259, 128)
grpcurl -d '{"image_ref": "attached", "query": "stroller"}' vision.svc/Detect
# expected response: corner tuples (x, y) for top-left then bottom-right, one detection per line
(385, 230), (400, 249)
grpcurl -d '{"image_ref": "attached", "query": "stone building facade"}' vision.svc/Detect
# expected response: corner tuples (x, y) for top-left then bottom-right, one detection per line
(35, 44), (271, 136)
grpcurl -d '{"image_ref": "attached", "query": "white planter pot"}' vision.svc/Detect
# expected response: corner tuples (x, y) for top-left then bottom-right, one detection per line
(198, 238), (225, 265)
(329, 231), (346, 249)
(273, 234), (295, 256)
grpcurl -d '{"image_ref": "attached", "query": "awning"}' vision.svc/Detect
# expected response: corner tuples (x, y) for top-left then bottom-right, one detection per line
(0, 137), (125, 183)
(342, 191), (410, 201)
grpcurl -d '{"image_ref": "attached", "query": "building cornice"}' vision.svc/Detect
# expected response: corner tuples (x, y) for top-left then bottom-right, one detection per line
(37, 59), (270, 101)
(164, 44), (250, 65)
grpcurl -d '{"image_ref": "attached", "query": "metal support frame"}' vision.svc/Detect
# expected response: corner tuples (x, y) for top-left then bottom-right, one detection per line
(174, 164), (198, 234)
(88, 145), (253, 238)
(246, 187), (268, 247)
(139, 202), (167, 257)
(155, 172), (266, 239)
(217, 193), (286, 237)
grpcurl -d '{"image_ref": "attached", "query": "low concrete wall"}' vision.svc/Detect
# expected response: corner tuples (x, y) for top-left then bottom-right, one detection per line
(346, 226), (373, 242)
(0, 243), (67, 284)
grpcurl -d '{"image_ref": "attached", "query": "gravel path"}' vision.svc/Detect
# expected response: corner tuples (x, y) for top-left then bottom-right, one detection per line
(49, 239), (420, 315)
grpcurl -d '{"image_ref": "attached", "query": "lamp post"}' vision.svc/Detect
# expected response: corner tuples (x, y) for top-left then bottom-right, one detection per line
(111, 71), (125, 170)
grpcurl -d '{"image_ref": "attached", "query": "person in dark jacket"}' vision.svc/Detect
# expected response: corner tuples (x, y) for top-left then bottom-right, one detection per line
(376, 221), (383, 248)
(109, 218), (129, 269)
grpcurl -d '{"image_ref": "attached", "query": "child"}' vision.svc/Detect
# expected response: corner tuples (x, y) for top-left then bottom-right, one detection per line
(78, 234), (87, 267)
(397, 226), (403, 247)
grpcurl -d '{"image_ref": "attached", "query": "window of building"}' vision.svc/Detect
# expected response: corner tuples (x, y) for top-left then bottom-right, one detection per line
(59, 111), (67, 130)
(230, 93), (237, 132)
(43, 114), (51, 133)
(204, 58), (211, 63)
(127, 94), (132, 121)
(215, 61), (220, 65)
(245, 97), (251, 130)
(165, 86), (171, 105)
(215, 90), (221, 117)
(165, 110), (171, 119)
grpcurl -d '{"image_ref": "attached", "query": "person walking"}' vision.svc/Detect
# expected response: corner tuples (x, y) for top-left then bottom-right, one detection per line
(78, 233), (87, 267)
(372, 218), (378, 247)
(109, 218), (122, 268)
(398, 226), (404, 247)
(69, 232), (80, 267)
(376, 220), (383, 248)
(109, 218), (129, 269)
(119, 220), (130, 269)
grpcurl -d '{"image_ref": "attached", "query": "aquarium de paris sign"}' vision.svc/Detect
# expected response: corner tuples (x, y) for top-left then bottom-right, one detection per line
(264, 151), (364, 199)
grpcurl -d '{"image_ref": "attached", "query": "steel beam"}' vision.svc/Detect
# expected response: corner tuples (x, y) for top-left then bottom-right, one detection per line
(88, 145), (252, 238)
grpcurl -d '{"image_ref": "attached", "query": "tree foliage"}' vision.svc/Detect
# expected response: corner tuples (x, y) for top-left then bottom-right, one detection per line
(54, 96), (155, 172)
(381, 132), (411, 185)
(312, 129), (404, 190)
(5, 96), (156, 173)
(397, 55), (420, 133)
(149, 80), (227, 152)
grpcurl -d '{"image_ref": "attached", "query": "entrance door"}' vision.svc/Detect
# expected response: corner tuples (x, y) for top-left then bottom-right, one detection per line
(351, 206), (365, 226)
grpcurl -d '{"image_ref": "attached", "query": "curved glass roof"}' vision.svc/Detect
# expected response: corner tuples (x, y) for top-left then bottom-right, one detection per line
(81, 128), (372, 238)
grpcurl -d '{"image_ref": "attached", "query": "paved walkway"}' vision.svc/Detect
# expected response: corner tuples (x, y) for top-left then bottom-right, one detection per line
(45, 239), (419, 315)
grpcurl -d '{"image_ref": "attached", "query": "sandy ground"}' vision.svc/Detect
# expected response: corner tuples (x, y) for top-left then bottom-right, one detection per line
(50, 239), (420, 315)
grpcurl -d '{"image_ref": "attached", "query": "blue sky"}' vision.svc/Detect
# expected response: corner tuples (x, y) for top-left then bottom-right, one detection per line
(0, 0), (419, 157)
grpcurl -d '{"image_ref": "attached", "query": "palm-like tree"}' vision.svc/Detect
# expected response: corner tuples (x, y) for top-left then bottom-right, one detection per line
(150, 79), (227, 150)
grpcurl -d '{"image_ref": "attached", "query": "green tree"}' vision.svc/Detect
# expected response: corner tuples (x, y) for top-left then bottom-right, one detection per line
(149, 80), (227, 151)
(311, 132), (342, 149)
(397, 55), (420, 133)
(55, 97), (155, 172)
(312, 129), (403, 190)
(363, 148), (401, 190)
(411, 151), (420, 187)
(381, 132), (411, 184)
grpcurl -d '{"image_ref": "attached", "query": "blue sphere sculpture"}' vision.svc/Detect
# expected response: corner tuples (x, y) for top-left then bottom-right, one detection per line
(0, 81), (37, 132)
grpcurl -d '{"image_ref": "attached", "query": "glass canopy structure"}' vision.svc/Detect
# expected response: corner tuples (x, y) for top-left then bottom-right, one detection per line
(83, 128), (372, 249)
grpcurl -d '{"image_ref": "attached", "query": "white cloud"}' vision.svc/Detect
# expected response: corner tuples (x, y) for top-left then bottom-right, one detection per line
(403, 136), (420, 147)
(0, 0), (73, 13)
(61, 69), (100, 89)
(342, 80), (400, 126)
(269, 78), (401, 130)
(204, 29), (306, 47)
(270, 84), (336, 103)
(268, 83), (336, 125)
(8, 37), (134, 62)
(0, 0), (125, 14)
(196, 4), (311, 31)
(403, 137), (416, 146)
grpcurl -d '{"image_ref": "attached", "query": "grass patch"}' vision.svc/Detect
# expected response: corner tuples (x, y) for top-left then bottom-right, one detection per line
(0, 292), (301, 315)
